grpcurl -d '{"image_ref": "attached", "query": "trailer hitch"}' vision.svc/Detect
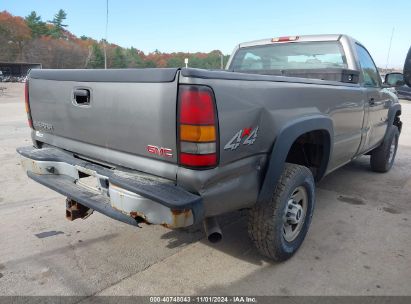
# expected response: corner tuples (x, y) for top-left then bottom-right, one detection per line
(66, 198), (93, 221)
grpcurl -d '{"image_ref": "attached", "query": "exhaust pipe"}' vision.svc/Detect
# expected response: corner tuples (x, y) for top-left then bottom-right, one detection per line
(204, 217), (222, 243)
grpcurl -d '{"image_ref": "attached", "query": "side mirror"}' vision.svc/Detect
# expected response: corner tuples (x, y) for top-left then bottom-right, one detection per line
(404, 46), (411, 87)
(384, 72), (404, 87)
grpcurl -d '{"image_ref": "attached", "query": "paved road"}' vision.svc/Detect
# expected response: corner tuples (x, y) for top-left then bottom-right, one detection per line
(0, 83), (410, 296)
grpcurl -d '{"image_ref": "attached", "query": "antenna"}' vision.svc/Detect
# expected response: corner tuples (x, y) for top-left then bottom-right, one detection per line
(104, 0), (108, 69)
(385, 27), (394, 70)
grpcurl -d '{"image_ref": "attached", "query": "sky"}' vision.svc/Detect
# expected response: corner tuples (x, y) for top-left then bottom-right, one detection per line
(2, 0), (411, 68)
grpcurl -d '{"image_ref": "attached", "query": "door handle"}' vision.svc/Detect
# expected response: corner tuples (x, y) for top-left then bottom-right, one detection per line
(73, 88), (90, 106)
(368, 97), (376, 106)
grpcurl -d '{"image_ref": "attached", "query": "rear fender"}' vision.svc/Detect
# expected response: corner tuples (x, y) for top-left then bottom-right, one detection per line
(257, 115), (333, 204)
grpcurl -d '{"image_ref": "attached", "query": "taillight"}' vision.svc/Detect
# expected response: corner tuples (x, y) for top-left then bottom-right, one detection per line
(24, 81), (34, 129)
(178, 85), (218, 168)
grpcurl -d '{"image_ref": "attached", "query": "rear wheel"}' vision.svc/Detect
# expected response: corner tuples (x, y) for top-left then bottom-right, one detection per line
(370, 126), (399, 173)
(248, 163), (315, 261)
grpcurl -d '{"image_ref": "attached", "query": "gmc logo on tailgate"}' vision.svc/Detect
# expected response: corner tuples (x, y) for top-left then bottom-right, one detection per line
(146, 145), (173, 158)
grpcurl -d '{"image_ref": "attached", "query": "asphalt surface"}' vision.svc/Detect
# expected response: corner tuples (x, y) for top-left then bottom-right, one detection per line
(0, 83), (410, 296)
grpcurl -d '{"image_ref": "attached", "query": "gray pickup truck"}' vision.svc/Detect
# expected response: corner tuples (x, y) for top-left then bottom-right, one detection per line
(18, 34), (403, 261)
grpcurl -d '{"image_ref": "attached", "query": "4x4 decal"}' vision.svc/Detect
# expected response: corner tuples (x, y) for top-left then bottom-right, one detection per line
(224, 126), (259, 150)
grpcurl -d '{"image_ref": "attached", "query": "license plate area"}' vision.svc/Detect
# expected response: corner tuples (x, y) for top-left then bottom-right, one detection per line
(75, 165), (109, 195)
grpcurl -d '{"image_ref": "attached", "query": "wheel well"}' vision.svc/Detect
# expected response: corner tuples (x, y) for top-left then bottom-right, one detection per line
(394, 110), (402, 133)
(285, 130), (330, 181)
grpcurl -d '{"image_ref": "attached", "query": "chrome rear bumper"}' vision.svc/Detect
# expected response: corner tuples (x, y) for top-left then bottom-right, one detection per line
(17, 146), (204, 228)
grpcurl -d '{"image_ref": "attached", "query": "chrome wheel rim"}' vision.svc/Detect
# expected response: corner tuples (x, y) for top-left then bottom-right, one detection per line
(283, 186), (308, 242)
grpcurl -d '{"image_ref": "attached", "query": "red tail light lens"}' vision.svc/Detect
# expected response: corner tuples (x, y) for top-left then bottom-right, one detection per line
(180, 153), (217, 167)
(25, 81), (33, 129)
(178, 85), (218, 168)
(180, 89), (216, 125)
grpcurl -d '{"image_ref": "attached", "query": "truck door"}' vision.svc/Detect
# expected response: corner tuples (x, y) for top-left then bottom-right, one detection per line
(355, 43), (390, 151)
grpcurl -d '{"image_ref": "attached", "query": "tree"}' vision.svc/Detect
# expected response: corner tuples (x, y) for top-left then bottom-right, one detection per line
(48, 9), (67, 38)
(112, 47), (126, 68)
(0, 11), (31, 61)
(0, 11), (230, 70)
(28, 37), (87, 68)
(143, 60), (156, 68)
(87, 43), (104, 68)
(25, 11), (47, 37)
(125, 47), (144, 68)
(166, 57), (184, 68)
(188, 56), (203, 68)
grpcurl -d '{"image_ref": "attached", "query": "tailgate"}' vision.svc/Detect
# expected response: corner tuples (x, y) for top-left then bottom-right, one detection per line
(28, 68), (179, 170)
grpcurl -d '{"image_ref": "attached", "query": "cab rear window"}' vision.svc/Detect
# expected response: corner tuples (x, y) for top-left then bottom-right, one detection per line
(230, 41), (347, 71)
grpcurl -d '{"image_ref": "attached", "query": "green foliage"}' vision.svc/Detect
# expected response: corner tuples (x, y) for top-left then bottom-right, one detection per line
(143, 60), (156, 68)
(48, 9), (67, 38)
(25, 11), (48, 37)
(112, 47), (126, 68)
(187, 56), (203, 68)
(88, 44), (104, 68)
(125, 47), (144, 68)
(187, 51), (229, 69)
(166, 57), (184, 68)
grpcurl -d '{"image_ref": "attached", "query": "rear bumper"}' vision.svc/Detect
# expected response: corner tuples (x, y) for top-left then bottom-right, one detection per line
(17, 146), (204, 228)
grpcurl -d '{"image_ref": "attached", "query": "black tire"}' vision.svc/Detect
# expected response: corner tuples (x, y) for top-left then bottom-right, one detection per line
(370, 126), (399, 173)
(248, 163), (315, 262)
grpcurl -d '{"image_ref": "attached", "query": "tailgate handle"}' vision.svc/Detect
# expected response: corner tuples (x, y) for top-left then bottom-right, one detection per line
(73, 89), (90, 106)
